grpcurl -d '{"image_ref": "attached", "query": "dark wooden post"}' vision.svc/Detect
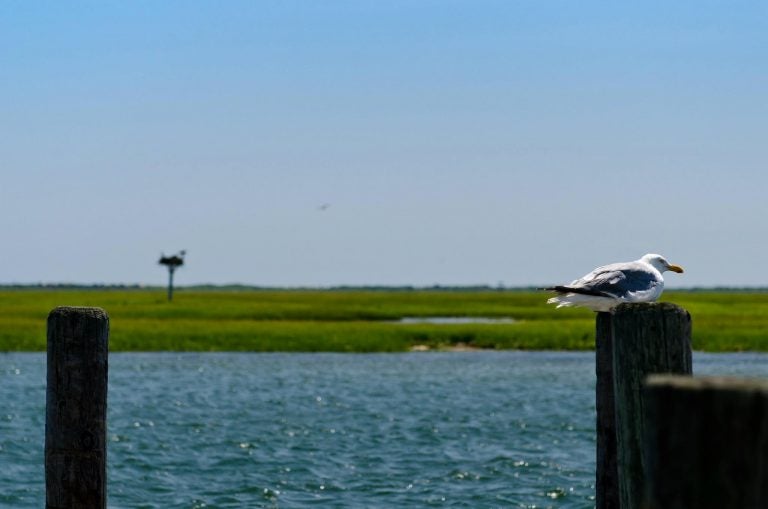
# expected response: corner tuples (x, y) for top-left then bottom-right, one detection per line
(612, 303), (692, 509)
(644, 375), (768, 509)
(596, 312), (619, 509)
(46, 307), (109, 509)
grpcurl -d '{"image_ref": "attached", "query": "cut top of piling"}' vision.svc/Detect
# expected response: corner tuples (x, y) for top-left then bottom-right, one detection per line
(47, 307), (110, 351)
(647, 374), (768, 393)
(48, 306), (109, 320)
(611, 301), (691, 317)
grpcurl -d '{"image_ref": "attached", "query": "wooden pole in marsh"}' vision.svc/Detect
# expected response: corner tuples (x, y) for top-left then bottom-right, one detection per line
(644, 375), (768, 509)
(158, 251), (185, 302)
(167, 266), (176, 302)
(596, 312), (619, 509)
(46, 307), (109, 509)
(611, 303), (692, 509)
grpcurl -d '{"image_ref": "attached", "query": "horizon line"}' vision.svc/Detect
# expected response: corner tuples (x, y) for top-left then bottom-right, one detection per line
(1, 283), (767, 292)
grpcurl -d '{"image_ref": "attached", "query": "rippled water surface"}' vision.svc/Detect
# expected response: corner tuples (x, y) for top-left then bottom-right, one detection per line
(1, 351), (766, 508)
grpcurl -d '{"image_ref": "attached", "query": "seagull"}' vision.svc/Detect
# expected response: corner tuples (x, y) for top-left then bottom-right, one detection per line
(544, 253), (684, 312)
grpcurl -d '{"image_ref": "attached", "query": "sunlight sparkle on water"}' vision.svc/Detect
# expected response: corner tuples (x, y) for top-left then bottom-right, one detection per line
(3, 351), (761, 508)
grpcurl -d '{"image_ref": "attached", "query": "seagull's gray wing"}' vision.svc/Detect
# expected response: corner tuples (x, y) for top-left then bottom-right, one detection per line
(572, 262), (660, 298)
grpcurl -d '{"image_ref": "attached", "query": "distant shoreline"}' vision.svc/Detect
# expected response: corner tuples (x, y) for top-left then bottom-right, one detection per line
(1, 284), (766, 293)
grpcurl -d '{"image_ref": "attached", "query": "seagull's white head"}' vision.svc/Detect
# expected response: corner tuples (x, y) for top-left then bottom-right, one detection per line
(640, 253), (684, 274)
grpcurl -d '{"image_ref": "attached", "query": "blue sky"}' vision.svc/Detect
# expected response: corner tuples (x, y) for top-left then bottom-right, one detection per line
(1, 1), (766, 287)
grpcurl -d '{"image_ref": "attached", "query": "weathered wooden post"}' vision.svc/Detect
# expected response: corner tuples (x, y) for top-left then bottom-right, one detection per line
(644, 375), (768, 509)
(46, 307), (109, 509)
(612, 303), (692, 509)
(596, 312), (619, 509)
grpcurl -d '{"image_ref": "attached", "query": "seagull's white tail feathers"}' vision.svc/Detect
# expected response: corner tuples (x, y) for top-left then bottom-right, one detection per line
(547, 295), (575, 308)
(546, 293), (618, 312)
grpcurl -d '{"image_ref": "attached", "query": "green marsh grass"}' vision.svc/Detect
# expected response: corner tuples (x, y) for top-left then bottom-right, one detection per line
(0, 289), (766, 351)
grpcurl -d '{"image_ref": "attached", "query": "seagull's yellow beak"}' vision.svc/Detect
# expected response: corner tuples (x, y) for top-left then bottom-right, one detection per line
(667, 264), (684, 274)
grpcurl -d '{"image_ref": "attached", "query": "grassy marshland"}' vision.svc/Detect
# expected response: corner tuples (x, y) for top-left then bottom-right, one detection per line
(0, 289), (767, 352)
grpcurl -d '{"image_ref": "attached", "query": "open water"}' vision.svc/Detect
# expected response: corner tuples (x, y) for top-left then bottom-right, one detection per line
(1, 351), (766, 508)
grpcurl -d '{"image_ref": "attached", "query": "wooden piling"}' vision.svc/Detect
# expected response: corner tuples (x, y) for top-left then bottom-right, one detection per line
(45, 307), (109, 509)
(596, 312), (619, 509)
(644, 375), (768, 509)
(611, 303), (692, 509)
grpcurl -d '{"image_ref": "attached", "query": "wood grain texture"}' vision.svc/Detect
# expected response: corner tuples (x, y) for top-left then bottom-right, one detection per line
(45, 307), (109, 509)
(611, 303), (692, 509)
(645, 376), (768, 509)
(596, 312), (619, 509)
